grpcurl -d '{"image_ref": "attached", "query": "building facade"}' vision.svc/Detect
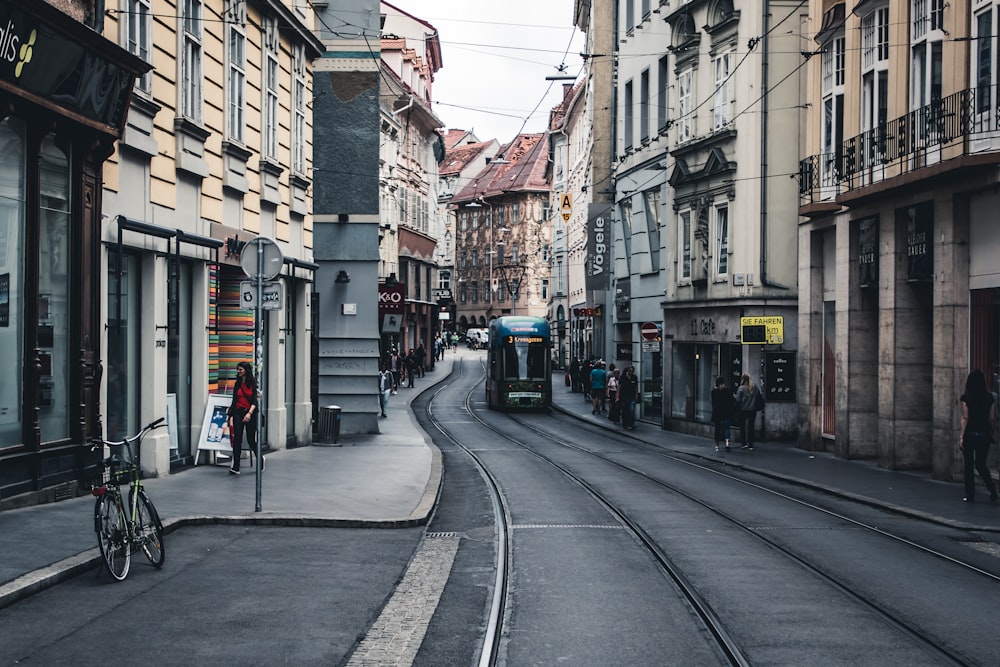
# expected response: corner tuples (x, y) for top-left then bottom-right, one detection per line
(0, 0), (149, 507)
(601, 0), (805, 434)
(101, 0), (323, 474)
(798, 0), (1000, 482)
(453, 135), (553, 331)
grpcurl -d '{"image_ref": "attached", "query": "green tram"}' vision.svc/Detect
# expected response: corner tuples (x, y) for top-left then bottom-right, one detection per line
(486, 316), (551, 411)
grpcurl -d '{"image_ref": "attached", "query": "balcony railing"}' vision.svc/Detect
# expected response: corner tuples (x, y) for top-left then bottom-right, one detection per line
(799, 86), (1000, 205)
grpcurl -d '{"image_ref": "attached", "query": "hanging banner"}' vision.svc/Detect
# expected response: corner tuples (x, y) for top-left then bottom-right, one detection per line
(900, 202), (933, 282)
(585, 203), (613, 291)
(857, 216), (878, 288)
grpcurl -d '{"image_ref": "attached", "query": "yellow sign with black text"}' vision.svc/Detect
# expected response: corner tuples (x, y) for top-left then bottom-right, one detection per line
(559, 193), (572, 211)
(741, 316), (783, 345)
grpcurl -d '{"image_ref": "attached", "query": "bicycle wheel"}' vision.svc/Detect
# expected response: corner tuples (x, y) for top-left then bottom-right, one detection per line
(95, 493), (130, 581)
(132, 489), (165, 567)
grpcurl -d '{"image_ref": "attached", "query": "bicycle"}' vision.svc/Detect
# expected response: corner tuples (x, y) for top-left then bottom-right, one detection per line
(89, 417), (167, 581)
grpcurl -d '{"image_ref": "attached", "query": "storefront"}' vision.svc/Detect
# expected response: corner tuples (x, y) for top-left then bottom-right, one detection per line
(0, 0), (148, 507)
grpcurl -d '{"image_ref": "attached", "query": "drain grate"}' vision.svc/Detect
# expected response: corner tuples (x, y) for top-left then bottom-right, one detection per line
(425, 531), (459, 538)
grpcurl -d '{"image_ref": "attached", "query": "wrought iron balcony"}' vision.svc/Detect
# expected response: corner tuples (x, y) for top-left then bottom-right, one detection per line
(799, 87), (1000, 206)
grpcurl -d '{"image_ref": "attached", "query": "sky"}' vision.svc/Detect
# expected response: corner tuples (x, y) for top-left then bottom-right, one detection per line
(386, 1), (585, 144)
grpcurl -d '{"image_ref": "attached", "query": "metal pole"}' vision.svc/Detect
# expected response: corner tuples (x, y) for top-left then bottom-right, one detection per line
(255, 243), (264, 512)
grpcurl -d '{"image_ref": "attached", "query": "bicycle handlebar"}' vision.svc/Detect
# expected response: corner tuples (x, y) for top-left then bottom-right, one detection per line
(88, 417), (166, 451)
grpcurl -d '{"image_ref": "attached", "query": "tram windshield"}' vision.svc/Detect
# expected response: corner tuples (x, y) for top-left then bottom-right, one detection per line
(502, 336), (548, 380)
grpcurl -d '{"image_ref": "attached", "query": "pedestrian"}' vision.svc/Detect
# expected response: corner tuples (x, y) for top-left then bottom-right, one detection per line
(227, 361), (258, 475)
(416, 342), (426, 377)
(569, 357), (581, 393)
(404, 349), (417, 388)
(607, 368), (621, 422)
(590, 360), (607, 414)
(378, 363), (393, 417)
(711, 375), (735, 452)
(389, 348), (401, 394)
(734, 373), (762, 450)
(959, 369), (999, 503)
(580, 358), (594, 402)
(619, 366), (639, 430)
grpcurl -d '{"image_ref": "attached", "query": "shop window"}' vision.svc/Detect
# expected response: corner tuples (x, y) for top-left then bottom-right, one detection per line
(37, 136), (71, 443)
(0, 118), (25, 447)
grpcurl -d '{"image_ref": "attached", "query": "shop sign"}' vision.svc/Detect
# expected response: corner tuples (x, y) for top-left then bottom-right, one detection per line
(378, 283), (405, 315)
(0, 4), (140, 128)
(858, 216), (878, 288)
(900, 202), (933, 282)
(585, 203), (613, 290)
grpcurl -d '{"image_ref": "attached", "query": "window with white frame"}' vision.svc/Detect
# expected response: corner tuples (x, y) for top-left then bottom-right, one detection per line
(657, 55), (669, 133)
(861, 7), (889, 155)
(821, 36), (845, 185)
(619, 197), (633, 275)
(438, 270), (451, 291)
(714, 202), (729, 277)
(624, 80), (634, 149)
(541, 279), (549, 300)
(911, 0), (943, 138)
(640, 68), (650, 143)
(542, 243), (550, 263)
(679, 208), (692, 282)
(292, 44), (306, 174)
(973, 3), (995, 116)
(181, 0), (203, 120)
(511, 242), (520, 264)
(713, 50), (733, 130)
(677, 68), (693, 143)
(124, 0), (152, 93)
(263, 16), (280, 160)
(643, 187), (661, 272)
(225, 0), (246, 143)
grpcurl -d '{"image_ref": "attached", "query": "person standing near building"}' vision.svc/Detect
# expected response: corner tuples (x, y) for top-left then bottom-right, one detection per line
(959, 369), (999, 503)
(619, 366), (639, 430)
(734, 373), (762, 450)
(711, 375), (735, 452)
(227, 361), (258, 475)
(590, 360), (608, 415)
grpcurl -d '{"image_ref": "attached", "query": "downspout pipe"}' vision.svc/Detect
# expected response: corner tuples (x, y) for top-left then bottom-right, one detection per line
(760, 0), (791, 290)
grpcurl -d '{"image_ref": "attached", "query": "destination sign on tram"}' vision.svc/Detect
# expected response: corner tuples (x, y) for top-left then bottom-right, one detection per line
(506, 335), (545, 344)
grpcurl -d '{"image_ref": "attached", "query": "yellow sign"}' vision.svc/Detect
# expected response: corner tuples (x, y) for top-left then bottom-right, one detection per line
(561, 212), (571, 223)
(740, 316), (783, 345)
(559, 193), (572, 211)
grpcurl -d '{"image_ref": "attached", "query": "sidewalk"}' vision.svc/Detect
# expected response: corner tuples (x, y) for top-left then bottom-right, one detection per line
(552, 387), (1000, 533)
(0, 352), (460, 609)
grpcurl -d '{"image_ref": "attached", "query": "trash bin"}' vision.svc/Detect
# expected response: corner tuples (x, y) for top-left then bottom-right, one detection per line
(318, 405), (342, 444)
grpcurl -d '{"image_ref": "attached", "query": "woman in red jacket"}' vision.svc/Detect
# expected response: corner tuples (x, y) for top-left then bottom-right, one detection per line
(227, 362), (259, 475)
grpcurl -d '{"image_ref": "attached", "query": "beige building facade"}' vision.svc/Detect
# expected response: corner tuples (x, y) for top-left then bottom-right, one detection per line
(101, 0), (323, 474)
(798, 0), (1000, 483)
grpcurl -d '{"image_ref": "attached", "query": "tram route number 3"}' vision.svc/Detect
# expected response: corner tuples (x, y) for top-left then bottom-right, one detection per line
(240, 280), (284, 311)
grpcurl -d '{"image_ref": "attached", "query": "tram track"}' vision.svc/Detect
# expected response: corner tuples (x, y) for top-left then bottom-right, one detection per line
(421, 359), (992, 664)
(501, 409), (988, 666)
(424, 359), (750, 666)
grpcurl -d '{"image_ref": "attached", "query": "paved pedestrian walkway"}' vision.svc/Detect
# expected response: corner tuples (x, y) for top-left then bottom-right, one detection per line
(552, 386), (1000, 533)
(0, 351), (461, 609)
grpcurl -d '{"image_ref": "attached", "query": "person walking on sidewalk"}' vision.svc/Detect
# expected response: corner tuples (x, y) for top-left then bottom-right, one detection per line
(711, 376), (735, 452)
(619, 366), (639, 430)
(378, 363), (393, 417)
(959, 369), (998, 503)
(734, 373), (762, 450)
(227, 361), (258, 475)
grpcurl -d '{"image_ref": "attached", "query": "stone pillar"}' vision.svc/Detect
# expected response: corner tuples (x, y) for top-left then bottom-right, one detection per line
(797, 223), (824, 451)
(932, 193), (968, 481)
(311, 1), (383, 435)
(841, 216), (878, 459)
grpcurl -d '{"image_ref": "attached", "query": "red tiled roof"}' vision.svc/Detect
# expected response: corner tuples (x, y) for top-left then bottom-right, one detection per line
(440, 141), (494, 177)
(453, 133), (550, 202)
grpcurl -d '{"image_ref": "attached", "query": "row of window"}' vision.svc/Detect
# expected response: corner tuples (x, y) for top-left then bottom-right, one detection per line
(457, 280), (550, 304)
(619, 189), (730, 285)
(122, 0), (308, 174)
